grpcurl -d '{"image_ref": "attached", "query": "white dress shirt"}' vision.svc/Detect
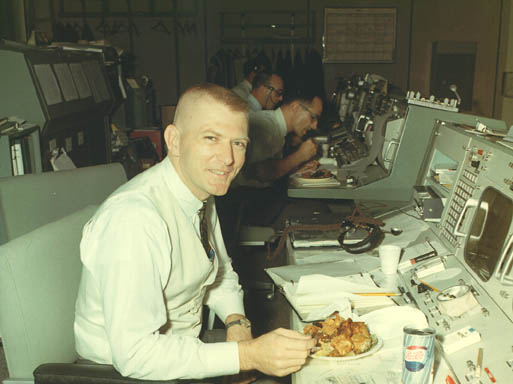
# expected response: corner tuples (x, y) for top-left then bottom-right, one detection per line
(231, 79), (252, 100)
(74, 158), (245, 380)
(247, 94), (262, 112)
(233, 108), (287, 188)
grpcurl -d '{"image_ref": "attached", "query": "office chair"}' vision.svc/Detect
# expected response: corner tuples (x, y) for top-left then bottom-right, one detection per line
(0, 165), (193, 384)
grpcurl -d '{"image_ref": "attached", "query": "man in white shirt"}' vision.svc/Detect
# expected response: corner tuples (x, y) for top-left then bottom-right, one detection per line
(232, 57), (266, 100)
(246, 73), (284, 112)
(232, 77), (252, 101)
(234, 93), (322, 188)
(74, 83), (314, 382)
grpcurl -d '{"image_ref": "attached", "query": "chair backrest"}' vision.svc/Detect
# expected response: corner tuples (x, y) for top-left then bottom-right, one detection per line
(0, 163), (128, 382)
(0, 205), (98, 380)
(0, 163), (127, 245)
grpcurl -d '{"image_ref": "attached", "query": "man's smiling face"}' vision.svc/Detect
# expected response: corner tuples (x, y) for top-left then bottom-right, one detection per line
(166, 98), (249, 201)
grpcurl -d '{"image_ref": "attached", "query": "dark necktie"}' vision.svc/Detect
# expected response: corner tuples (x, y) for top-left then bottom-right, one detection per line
(199, 202), (214, 261)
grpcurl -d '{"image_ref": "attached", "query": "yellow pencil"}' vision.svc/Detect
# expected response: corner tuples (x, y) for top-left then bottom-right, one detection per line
(353, 292), (401, 296)
(418, 279), (439, 292)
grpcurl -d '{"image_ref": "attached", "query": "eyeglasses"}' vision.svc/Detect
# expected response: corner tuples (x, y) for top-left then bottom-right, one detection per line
(299, 103), (320, 121)
(264, 84), (285, 97)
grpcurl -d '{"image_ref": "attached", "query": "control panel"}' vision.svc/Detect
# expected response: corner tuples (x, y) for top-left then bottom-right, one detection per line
(401, 255), (513, 383)
(406, 91), (459, 112)
(411, 120), (513, 383)
(440, 165), (478, 247)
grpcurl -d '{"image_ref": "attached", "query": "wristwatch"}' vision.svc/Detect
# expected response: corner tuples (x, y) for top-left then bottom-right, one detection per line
(225, 317), (251, 329)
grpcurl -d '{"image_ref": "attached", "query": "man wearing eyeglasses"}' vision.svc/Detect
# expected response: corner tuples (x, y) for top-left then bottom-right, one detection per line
(234, 92), (322, 188)
(246, 72), (285, 112)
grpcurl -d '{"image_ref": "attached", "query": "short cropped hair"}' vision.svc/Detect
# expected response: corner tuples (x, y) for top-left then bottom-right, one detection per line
(251, 72), (273, 89)
(174, 83), (249, 126)
(282, 88), (319, 107)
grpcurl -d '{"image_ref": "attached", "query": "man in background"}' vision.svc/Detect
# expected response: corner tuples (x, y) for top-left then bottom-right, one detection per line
(232, 56), (267, 100)
(235, 93), (322, 188)
(246, 72), (284, 112)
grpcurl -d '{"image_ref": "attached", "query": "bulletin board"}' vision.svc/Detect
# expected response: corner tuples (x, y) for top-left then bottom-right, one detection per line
(323, 8), (397, 63)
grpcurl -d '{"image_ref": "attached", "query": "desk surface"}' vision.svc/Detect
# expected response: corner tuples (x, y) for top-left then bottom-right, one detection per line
(285, 210), (456, 384)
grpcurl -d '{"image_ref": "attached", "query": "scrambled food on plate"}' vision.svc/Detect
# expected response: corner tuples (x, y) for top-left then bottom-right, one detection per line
(295, 159), (319, 174)
(304, 314), (374, 357)
(299, 168), (333, 179)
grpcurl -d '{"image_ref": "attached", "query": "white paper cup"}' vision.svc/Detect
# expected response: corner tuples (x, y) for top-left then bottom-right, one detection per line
(321, 144), (329, 157)
(379, 244), (402, 274)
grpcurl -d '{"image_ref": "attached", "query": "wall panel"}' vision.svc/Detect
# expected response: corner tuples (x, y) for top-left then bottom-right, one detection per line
(409, 0), (501, 117)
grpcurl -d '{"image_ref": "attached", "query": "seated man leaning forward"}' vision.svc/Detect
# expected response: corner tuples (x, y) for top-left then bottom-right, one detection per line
(74, 83), (315, 381)
(235, 93), (323, 188)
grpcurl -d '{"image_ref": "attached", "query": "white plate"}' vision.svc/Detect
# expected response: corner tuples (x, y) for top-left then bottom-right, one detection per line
(464, 129), (487, 136)
(310, 335), (383, 361)
(295, 175), (336, 184)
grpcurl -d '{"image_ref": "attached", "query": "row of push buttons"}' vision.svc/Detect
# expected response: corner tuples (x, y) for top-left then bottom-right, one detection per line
(457, 180), (474, 196)
(462, 169), (478, 183)
(439, 166), (477, 248)
(442, 226), (458, 245)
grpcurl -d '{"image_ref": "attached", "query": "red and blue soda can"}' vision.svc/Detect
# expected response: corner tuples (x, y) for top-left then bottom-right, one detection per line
(402, 326), (435, 384)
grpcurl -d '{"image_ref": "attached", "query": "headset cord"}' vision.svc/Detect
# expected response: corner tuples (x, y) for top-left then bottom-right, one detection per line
(267, 206), (385, 261)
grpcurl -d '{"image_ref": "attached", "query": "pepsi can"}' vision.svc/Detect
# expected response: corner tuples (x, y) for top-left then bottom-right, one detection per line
(402, 326), (435, 384)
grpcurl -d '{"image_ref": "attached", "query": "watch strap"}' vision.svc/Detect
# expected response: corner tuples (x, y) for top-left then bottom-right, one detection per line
(225, 317), (251, 329)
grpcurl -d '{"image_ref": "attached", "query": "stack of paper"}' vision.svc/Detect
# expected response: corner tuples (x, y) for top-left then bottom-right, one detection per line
(281, 274), (395, 321)
(431, 163), (457, 185)
(290, 226), (369, 248)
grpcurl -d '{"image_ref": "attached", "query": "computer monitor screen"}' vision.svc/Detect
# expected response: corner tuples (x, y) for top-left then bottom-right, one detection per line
(33, 64), (63, 106)
(53, 63), (79, 102)
(82, 60), (110, 103)
(69, 62), (92, 99)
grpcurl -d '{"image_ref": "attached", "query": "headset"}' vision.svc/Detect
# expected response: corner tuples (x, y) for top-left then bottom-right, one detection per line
(268, 206), (385, 260)
(337, 219), (385, 254)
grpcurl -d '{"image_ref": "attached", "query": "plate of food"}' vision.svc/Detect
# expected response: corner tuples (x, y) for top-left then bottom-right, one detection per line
(295, 169), (335, 184)
(304, 314), (382, 361)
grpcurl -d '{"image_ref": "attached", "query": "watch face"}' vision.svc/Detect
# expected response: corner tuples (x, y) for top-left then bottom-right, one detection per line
(227, 318), (251, 328)
(240, 318), (251, 328)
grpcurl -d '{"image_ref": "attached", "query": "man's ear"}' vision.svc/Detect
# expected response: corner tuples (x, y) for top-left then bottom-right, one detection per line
(164, 124), (180, 156)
